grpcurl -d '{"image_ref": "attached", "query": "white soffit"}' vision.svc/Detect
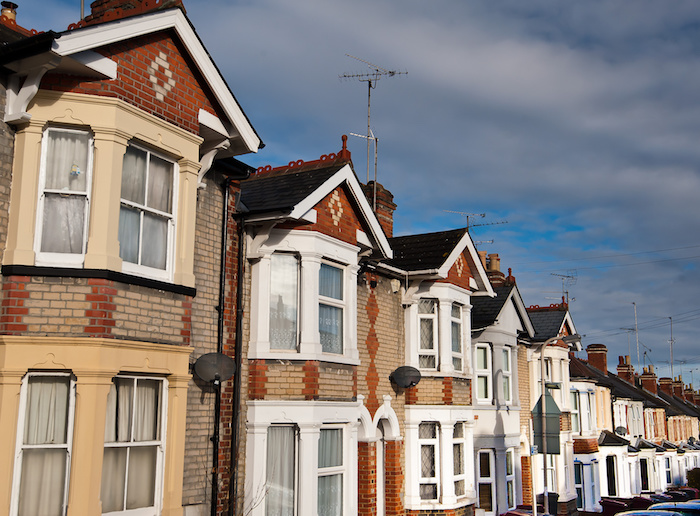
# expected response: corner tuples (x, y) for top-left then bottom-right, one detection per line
(52, 8), (260, 153)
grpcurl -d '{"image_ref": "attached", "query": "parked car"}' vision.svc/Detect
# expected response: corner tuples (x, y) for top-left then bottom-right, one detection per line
(614, 510), (685, 516)
(649, 502), (700, 516)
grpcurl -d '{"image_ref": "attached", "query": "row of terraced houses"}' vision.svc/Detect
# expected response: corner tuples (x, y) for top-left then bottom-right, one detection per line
(1, 2), (700, 516)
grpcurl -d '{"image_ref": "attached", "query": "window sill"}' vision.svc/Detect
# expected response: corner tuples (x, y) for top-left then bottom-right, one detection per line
(246, 350), (360, 366)
(1, 265), (196, 297)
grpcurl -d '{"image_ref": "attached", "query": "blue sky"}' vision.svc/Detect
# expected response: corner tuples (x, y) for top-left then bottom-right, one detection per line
(15, 0), (700, 381)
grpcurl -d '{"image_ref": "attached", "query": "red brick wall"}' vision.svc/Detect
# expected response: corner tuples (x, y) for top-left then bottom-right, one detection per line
(41, 32), (219, 135)
(385, 440), (405, 516)
(358, 441), (377, 516)
(438, 251), (474, 290)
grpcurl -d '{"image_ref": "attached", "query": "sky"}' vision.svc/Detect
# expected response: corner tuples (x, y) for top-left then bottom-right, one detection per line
(16, 0), (700, 382)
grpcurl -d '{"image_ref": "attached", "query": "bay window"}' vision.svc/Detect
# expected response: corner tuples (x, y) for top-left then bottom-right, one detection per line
(12, 373), (75, 516)
(319, 264), (344, 354)
(418, 300), (438, 370)
(419, 422), (439, 500)
(270, 254), (300, 350)
(119, 144), (176, 279)
(101, 375), (166, 514)
(35, 127), (93, 265)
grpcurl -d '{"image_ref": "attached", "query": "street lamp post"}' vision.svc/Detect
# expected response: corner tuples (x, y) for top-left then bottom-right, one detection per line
(539, 333), (581, 516)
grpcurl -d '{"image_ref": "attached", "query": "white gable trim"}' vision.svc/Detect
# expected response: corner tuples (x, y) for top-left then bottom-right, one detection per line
(52, 8), (260, 154)
(437, 231), (494, 296)
(288, 164), (392, 259)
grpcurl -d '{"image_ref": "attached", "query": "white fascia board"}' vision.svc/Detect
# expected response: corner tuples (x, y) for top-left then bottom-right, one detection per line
(199, 108), (228, 137)
(510, 287), (536, 337)
(71, 50), (117, 78)
(437, 231), (494, 297)
(288, 164), (393, 259)
(52, 9), (260, 154)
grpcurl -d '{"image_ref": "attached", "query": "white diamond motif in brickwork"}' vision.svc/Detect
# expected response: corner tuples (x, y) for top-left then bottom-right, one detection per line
(148, 51), (176, 102)
(328, 190), (343, 227)
(456, 255), (465, 277)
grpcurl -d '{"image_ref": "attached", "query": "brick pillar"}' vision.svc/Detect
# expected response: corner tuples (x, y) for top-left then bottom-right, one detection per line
(385, 440), (404, 516)
(521, 455), (533, 507)
(358, 441), (377, 516)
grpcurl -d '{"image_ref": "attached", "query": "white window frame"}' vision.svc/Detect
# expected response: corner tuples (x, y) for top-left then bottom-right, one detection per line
(570, 391), (580, 433)
(477, 449), (496, 515)
(502, 347), (512, 403)
(665, 456), (672, 485)
(119, 143), (178, 283)
(475, 343), (493, 403)
(11, 372), (76, 516)
(453, 422), (467, 499)
(506, 448), (516, 510)
(317, 426), (345, 515)
(34, 126), (94, 267)
(418, 299), (439, 371)
(574, 462), (584, 509)
(451, 303), (464, 372)
(318, 262), (345, 355)
(247, 230), (360, 364)
(418, 422), (440, 501)
(546, 454), (557, 492)
(101, 374), (167, 516)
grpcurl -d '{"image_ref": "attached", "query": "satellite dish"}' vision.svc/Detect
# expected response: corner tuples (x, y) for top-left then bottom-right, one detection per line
(614, 426), (628, 436)
(389, 366), (421, 388)
(194, 352), (235, 384)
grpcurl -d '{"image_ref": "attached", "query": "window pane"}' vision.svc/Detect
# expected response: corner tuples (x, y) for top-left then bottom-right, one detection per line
(507, 479), (515, 508)
(134, 379), (161, 442)
(420, 484), (437, 500)
(503, 376), (511, 402)
(503, 349), (511, 372)
(455, 479), (465, 497)
(420, 445), (435, 477)
(319, 263), (343, 300)
(319, 304), (343, 354)
(420, 319), (434, 350)
(451, 321), (461, 353)
(126, 446), (157, 509)
(121, 146), (147, 205)
(105, 377), (134, 443)
(41, 194), (87, 254)
(453, 357), (462, 371)
(419, 422), (436, 439)
(479, 452), (491, 477)
(24, 376), (70, 445)
(478, 483), (493, 510)
(453, 443), (464, 475)
(477, 347), (488, 369)
(574, 463), (582, 484)
(101, 447), (127, 512)
(506, 450), (514, 476)
(147, 155), (173, 213)
(317, 474), (342, 516)
(418, 299), (435, 314)
(318, 429), (342, 468)
(477, 376), (488, 399)
(451, 303), (460, 318)
(266, 426), (295, 516)
(142, 212), (168, 269)
(419, 355), (436, 369)
(453, 422), (463, 439)
(45, 129), (89, 192)
(270, 254), (299, 350)
(18, 449), (68, 516)
(119, 205), (141, 264)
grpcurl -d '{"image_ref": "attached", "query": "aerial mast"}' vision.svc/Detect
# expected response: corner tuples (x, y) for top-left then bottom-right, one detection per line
(340, 54), (406, 183)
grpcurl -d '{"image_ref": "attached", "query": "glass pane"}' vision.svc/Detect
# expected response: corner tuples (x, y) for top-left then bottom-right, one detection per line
(317, 474), (342, 516)
(126, 446), (157, 509)
(478, 376), (488, 399)
(420, 484), (437, 500)
(574, 463), (582, 484)
(104, 378), (134, 443)
(319, 263), (343, 300)
(503, 349), (511, 372)
(418, 299), (435, 314)
(41, 194), (86, 254)
(477, 346), (488, 370)
(453, 357), (462, 372)
(453, 422), (463, 439)
(142, 212), (168, 269)
(266, 426), (295, 516)
(119, 205), (140, 264)
(121, 146), (147, 205)
(18, 448), (67, 516)
(419, 355), (436, 369)
(146, 155), (173, 213)
(506, 450), (514, 476)
(318, 429), (342, 468)
(101, 447), (127, 512)
(420, 319), (434, 350)
(479, 452), (491, 477)
(503, 376), (511, 402)
(24, 376), (70, 445)
(478, 483), (493, 511)
(420, 445), (435, 477)
(455, 479), (465, 497)
(270, 254), (299, 350)
(134, 379), (161, 442)
(507, 480), (515, 508)
(419, 422), (436, 439)
(453, 443), (464, 475)
(319, 304), (343, 354)
(451, 303), (460, 318)
(45, 129), (89, 192)
(451, 321), (461, 353)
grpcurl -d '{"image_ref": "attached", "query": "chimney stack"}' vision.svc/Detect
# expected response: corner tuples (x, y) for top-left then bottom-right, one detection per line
(672, 377), (683, 397)
(617, 355), (634, 384)
(640, 366), (658, 394)
(659, 377), (673, 396)
(362, 181), (396, 238)
(1, 1), (17, 21)
(587, 343), (608, 374)
(478, 251), (487, 269)
(684, 387), (695, 404)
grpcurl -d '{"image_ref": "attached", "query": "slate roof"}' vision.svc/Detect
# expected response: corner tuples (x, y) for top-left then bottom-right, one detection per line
(471, 285), (514, 328)
(528, 309), (567, 341)
(657, 389), (700, 419)
(240, 163), (344, 215)
(387, 227), (468, 272)
(599, 429), (631, 447)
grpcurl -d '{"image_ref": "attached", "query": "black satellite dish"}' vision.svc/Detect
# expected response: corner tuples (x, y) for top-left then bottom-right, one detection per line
(194, 352), (236, 384)
(389, 366), (421, 388)
(614, 426), (628, 436)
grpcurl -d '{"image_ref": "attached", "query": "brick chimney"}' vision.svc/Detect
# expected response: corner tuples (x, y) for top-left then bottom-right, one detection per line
(694, 392), (700, 406)
(486, 253), (506, 286)
(640, 366), (658, 394)
(361, 181), (396, 238)
(587, 344), (608, 374)
(684, 387), (695, 404)
(81, 0), (185, 26)
(617, 355), (634, 384)
(1, 1), (17, 21)
(672, 377), (683, 397)
(659, 377), (673, 396)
